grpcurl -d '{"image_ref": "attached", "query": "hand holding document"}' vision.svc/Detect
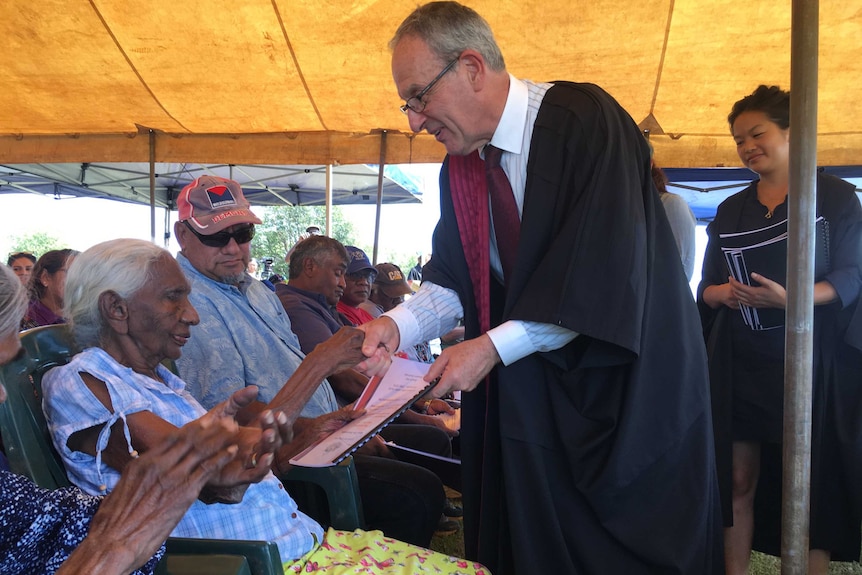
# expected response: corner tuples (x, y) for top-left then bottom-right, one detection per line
(720, 216), (829, 330)
(289, 357), (436, 467)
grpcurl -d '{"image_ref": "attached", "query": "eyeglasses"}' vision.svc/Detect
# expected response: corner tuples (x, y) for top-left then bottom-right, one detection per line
(183, 221), (255, 248)
(399, 58), (459, 115)
(347, 271), (376, 282)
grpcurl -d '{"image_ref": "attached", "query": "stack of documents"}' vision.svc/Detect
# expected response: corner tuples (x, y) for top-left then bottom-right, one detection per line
(719, 217), (829, 331)
(290, 357), (436, 467)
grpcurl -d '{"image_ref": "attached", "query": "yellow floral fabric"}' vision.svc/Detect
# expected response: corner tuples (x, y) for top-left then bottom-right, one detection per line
(285, 528), (490, 574)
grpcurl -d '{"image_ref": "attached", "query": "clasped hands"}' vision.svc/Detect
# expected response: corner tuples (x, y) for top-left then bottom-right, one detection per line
(727, 273), (787, 310)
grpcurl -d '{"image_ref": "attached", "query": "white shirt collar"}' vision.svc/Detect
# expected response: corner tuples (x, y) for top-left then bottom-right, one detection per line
(486, 74), (529, 156)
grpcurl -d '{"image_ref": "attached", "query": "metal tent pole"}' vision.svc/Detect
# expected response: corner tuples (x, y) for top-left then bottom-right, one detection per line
(326, 164), (333, 235)
(781, 0), (819, 572)
(373, 130), (388, 264)
(149, 130), (157, 245)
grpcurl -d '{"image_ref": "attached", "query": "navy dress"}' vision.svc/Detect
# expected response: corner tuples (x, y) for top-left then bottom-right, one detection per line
(0, 470), (162, 574)
(698, 173), (862, 560)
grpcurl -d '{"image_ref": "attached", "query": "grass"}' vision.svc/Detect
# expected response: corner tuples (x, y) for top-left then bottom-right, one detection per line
(430, 487), (466, 559)
(429, 490), (862, 574)
(750, 552), (862, 574)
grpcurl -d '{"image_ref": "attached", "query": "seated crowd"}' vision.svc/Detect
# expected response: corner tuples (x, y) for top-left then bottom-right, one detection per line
(0, 175), (487, 575)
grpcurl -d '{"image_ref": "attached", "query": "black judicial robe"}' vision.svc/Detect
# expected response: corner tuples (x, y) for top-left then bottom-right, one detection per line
(698, 173), (862, 561)
(423, 82), (724, 574)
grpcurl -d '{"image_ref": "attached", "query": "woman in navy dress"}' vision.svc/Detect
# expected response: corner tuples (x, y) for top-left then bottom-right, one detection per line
(698, 85), (862, 575)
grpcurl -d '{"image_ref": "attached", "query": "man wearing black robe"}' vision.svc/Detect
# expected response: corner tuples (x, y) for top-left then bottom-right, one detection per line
(360, 2), (724, 573)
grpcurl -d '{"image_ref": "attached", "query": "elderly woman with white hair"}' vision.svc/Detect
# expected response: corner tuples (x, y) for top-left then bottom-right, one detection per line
(0, 261), (247, 574)
(42, 239), (489, 575)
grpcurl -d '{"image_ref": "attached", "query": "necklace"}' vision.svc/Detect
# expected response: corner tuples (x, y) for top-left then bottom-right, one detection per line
(765, 207), (775, 219)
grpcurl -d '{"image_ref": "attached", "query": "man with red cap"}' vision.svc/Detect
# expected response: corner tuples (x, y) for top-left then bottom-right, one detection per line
(173, 176), (446, 547)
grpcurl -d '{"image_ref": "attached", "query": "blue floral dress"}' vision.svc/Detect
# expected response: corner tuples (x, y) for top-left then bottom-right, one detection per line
(0, 470), (162, 574)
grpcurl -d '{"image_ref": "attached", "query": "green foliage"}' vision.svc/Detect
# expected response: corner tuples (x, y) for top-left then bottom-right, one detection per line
(249, 206), (356, 278)
(7, 231), (65, 259)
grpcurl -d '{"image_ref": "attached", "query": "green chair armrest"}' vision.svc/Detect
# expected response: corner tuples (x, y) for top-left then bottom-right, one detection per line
(165, 538), (282, 575)
(280, 456), (364, 531)
(155, 554), (251, 575)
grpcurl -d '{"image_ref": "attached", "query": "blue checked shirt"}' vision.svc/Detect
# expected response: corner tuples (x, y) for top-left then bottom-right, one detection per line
(42, 347), (323, 563)
(175, 253), (339, 418)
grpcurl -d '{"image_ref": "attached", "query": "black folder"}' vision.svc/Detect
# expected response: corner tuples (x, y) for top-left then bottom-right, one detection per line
(719, 217), (830, 330)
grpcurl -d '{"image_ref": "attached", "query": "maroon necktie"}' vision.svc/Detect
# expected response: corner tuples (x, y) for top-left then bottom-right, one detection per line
(484, 145), (521, 283)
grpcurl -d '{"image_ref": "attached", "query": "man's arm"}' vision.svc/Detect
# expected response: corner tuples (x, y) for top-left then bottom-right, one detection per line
(281, 301), (344, 358)
(359, 281), (577, 395)
(263, 326), (369, 419)
(424, 321), (578, 398)
(358, 281), (462, 373)
(326, 368), (369, 403)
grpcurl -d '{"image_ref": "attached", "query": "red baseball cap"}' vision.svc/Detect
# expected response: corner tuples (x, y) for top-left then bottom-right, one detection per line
(177, 175), (261, 234)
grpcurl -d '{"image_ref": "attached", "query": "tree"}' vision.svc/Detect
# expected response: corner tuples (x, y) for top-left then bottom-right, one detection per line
(250, 205), (356, 278)
(7, 231), (65, 259)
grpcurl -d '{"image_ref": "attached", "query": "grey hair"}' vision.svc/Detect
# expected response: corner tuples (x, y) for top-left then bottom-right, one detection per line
(389, 1), (506, 72)
(65, 239), (167, 348)
(287, 236), (348, 280)
(0, 264), (28, 340)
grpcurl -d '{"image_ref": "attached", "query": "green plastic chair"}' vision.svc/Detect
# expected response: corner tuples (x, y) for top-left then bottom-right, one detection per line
(0, 325), (364, 575)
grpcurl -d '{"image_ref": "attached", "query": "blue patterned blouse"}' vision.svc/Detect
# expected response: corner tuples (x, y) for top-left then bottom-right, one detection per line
(0, 470), (162, 574)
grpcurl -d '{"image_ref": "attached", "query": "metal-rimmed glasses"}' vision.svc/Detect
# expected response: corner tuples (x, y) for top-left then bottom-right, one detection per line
(399, 58), (459, 115)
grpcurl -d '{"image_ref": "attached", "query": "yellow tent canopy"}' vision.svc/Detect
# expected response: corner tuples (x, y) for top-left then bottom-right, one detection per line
(1, 0), (859, 167)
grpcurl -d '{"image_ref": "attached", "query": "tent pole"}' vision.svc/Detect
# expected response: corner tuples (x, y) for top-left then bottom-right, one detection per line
(326, 165), (333, 235)
(373, 130), (388, 264)
(782, 0), (818, 573)
(149, 130), (157, 245)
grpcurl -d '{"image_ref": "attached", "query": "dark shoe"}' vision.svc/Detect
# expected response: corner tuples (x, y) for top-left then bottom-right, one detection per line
(443, 498), (463, 517)
(436, 515), (460, 534)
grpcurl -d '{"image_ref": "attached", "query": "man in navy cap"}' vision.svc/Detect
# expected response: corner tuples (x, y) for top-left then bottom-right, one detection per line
(336, 246), (378, 326)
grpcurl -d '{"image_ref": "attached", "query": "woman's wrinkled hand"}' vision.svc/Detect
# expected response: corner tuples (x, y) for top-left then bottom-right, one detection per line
(193, 386), (281, 503)
(272, 407), (364, 474)
(60, 416), (240, 574)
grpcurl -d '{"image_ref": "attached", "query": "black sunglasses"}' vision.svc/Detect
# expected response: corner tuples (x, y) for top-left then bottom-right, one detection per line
(183, 221), (255, 248)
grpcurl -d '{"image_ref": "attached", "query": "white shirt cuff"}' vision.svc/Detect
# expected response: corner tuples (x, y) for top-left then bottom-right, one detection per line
(486, 321), (531, 366)
(382, 304), (423, 355)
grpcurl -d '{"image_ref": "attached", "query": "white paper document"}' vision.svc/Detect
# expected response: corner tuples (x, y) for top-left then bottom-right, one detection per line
(289, 357), (435, 467)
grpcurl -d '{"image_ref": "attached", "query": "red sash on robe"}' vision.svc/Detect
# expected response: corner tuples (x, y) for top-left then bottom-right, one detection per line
(447, 151), (491, 334)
